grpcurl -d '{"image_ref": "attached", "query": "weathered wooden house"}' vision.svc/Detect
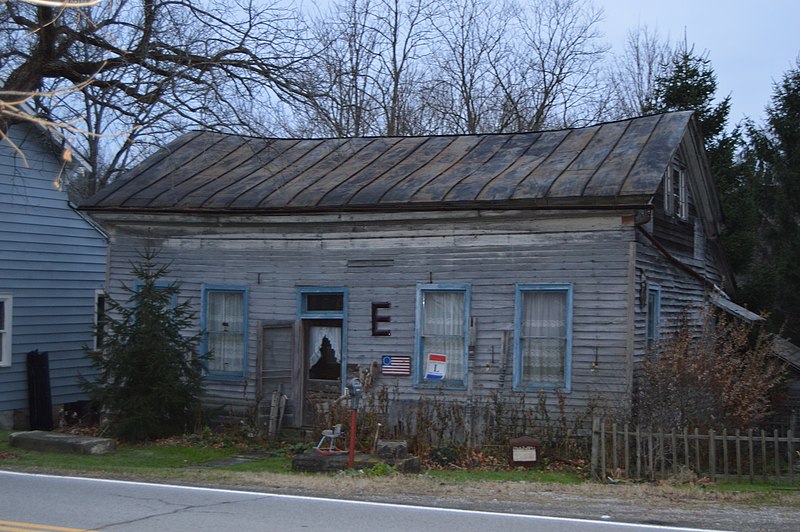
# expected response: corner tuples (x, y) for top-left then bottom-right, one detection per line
(1, 122), (107, 429)
(79, 111), (748, 432)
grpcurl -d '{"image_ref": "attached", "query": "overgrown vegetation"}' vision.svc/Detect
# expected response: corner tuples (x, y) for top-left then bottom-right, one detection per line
(82, 250), (206, 442)
(634, 308), (786, 431)
(308, 383), (599, 470)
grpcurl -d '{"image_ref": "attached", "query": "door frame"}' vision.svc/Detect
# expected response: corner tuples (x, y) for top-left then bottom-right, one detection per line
(295, 287), (348, 425)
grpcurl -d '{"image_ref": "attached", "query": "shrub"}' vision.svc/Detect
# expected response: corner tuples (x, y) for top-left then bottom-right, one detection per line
(634, 308), (786, 431)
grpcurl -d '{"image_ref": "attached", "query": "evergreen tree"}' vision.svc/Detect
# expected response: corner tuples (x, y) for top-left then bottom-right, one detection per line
(646, 45), (758, 283)
(645, 43), (734, 156)
(740, 62), (800, 340)
(83, 250), (206, 441)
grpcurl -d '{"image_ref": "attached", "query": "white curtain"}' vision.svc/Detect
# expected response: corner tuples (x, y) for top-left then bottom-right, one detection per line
(208, 291), (244, 372)
(422, 291), (464, 381)
(308, 326), (342, 367)
(521, 291), (566, 384)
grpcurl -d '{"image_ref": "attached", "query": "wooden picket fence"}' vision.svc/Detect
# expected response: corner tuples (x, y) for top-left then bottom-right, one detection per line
(590, 417), (800, 483)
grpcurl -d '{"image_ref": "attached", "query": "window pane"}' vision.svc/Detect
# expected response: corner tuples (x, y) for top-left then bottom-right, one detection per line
(420, 290), (466, 383)
(423, 291), (464, 336)
(0, 299), (7, 363)
(207, 291), (245, 373)
(520, 290), (567, 385)
(306, 293), (343, 312)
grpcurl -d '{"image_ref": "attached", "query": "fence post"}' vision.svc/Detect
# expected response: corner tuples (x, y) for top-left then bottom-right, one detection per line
(789, 429), (795, 485)
(722, 428), (729, 478)
(774, 429), (780, 479)
(709, 429), (716, 482)
(748, 428), (755, 484)
(591, 417), (602, 481)
(601, 421), (607, 480)
(636, 425), (643, 478)
(694, 428), (701, 475)
(761, 430), (768, 483)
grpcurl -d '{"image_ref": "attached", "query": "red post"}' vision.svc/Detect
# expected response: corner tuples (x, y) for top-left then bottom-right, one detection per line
(348, 407), (357, 468)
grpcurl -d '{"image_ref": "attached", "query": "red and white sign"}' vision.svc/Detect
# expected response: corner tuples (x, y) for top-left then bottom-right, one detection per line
(425, 353), (447, 380)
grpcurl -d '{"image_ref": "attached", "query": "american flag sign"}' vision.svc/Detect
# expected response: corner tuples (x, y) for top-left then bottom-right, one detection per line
(381, 355), (411, 376)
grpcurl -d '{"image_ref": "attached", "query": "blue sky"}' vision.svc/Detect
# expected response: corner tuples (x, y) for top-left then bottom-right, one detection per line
(600, 0), (800, 125)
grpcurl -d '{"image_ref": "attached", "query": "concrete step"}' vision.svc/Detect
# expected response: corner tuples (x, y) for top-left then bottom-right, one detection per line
(9, 430), (115, 455)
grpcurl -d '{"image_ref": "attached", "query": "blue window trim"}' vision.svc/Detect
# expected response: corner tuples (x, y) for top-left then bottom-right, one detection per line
(297, 287), (349, 389)
(296, 286), (348, 320)
(645, 284), (661, 348)
(513, 283), (573, 393)
(133, 279), (178, 308)
(201, 284), (249, 380)
(414, 284), (471, 390)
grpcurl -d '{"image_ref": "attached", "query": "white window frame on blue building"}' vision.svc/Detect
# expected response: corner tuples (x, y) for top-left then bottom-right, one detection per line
(513, 284), (573, 392)
(0, 295), (12, 367)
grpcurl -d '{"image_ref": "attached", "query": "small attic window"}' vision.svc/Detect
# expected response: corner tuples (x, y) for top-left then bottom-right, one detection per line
(663, 161), (688, 220)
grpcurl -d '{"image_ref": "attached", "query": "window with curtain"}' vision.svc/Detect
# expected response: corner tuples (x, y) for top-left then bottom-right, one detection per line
(514, 285), (572, 391)
(416, 285), (469, 387)
(204, 287), (247, 376)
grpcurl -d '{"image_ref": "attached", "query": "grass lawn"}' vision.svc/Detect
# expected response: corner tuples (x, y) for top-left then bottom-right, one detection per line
(0, 429), (293, 476)
(3, 429), (798, 499)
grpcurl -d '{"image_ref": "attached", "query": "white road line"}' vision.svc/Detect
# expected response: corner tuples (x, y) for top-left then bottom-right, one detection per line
(0, 470), (729, 532)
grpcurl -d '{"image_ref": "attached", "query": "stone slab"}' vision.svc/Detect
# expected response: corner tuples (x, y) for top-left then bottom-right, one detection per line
(9, 430), (116, 455)
(376, 439), (408, 458)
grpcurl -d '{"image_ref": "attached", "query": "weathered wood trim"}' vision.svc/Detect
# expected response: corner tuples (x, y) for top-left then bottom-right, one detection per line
(626, 240), (636, 414)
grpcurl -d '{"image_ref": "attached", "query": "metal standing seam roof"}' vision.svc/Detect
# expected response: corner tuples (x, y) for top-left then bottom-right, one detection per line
(80, 111), (695, 213)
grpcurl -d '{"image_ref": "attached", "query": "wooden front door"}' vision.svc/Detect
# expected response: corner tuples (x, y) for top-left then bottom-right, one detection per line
(302, 319), (343, 426)
(259, 322), (294, 429)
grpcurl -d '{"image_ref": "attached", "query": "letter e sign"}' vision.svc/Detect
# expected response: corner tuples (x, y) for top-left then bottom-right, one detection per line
(371, 302), (391, 336)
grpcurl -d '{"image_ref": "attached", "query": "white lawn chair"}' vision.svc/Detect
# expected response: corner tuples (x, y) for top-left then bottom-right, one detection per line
(316, 423), (343, 451)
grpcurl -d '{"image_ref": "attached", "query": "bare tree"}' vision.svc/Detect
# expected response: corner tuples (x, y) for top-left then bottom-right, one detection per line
(292, 0), (434, 138)
(422, 0), (510, 134)
(1, 0), (316, 197)
(496, 0), (607, 131)
(419, 0), (607, 135)
(606, 25), (673, 120)
(371, 0), (433, 136)
(0, 0), (101, 161)
(296, 0), (382, 137)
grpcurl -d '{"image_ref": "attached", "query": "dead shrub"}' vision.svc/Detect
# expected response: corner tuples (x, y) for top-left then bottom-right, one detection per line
(634, 308), (786, 431)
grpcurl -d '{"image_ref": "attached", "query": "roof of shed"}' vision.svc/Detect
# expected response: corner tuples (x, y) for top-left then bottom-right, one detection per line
(81, 111), (697, 214)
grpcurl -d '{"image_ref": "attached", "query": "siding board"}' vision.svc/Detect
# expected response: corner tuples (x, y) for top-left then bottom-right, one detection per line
(1, 123), (106, 419)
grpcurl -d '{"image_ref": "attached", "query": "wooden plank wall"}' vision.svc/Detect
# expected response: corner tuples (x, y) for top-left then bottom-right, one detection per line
(103, 210), (638, 428)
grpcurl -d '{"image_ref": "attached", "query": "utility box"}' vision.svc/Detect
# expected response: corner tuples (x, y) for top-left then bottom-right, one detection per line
(508, 436), (541, 467)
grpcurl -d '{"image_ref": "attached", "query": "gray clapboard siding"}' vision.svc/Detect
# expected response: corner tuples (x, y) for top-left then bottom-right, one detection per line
(0, 123), (106, 418)
(102, 210), (635, 422)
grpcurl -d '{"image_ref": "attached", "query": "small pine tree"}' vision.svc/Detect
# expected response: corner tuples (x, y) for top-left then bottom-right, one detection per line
(83, 250), (206, 441)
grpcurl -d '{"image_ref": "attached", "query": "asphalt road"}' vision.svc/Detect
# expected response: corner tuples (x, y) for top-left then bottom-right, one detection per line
(0, 470), (722, 532)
